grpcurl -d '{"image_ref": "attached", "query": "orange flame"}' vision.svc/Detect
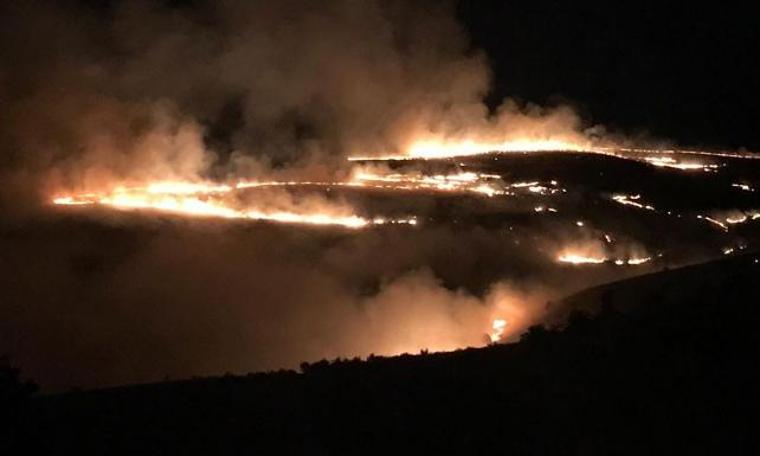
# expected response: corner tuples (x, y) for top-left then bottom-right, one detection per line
(51, 180), (418, 229)
(558, 253), (607, 264)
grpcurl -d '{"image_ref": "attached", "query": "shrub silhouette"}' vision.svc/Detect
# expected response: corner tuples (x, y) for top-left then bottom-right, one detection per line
(1, 357), (38, 451)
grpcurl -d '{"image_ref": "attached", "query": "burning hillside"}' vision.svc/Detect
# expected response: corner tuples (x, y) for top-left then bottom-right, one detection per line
(2, 0), (760, 391)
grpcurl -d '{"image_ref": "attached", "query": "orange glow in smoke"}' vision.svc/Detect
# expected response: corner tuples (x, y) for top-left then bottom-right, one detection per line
(348, 138), (591, 161)
(405, 138), (588, 159)
(346, 140), (748, 178)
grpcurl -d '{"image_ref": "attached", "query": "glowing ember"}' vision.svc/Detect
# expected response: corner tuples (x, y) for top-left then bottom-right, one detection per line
(626, 256), (652, 265)
(350, 170), (508, 196)
(697, 215), (729, 232)
(511, 181), (537, 188)
(732, 183), (754, 192)
(641, 156), (719, 172)
(719, 210), (760, 226)
(513, 181), (563, 194)
(558, 247), (653, 266)
(528, 185), (547, 194)
(726, 214), (748, 224)
(489, 319), (508, 343)
(602, 146), (760, 161)
(612, 194), (656, 211)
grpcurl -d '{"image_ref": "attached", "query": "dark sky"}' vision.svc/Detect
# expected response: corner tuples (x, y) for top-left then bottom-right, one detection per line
(458, 1), (760, 149)
(68, 0), (760, 149)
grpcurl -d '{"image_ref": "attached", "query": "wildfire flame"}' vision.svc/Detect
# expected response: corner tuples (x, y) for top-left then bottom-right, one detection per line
(489, 319), (507, 343)
(51, 165), (570, 226)
(558, 253), (607, 264)
(346, 139), (758, 174)
(732, 183), (754, 192)
(612, 194), (656, 211)
(52, 180), (418, 229)
(616, 257), (653, 266)
(54, 137), (758, 226)
(640, 156), (720, 172)
(349, 169), (508, 196)
(697, 215), (729, 232)
(558, 253), (653, 266)
(406, 138), (589, 159)
(719, 210), (760, 226)
(557, 243), (653, 266)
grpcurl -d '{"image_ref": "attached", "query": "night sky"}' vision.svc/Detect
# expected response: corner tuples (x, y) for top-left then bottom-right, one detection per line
(42, 0), (760, 149)
(458, 1), (760, 149)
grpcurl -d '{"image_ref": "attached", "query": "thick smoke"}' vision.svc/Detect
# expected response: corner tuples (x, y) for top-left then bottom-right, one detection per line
(0, 0), (598, 206)
(1, 218), (576, 390)
(0, 1), (617, 389)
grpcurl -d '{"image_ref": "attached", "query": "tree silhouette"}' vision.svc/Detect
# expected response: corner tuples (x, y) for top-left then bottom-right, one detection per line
(0, 356), (37, 403)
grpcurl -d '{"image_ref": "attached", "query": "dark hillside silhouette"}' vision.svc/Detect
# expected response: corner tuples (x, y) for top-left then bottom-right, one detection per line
(1, 358), (38, 452)
(10, 254), (760, 454)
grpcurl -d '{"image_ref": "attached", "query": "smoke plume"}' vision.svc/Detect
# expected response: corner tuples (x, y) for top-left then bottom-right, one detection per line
(0, 1), (621, 389)
(0, 0), (599, 206)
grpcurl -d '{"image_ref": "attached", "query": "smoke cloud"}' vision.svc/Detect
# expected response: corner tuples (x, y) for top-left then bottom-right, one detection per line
(1, 217), (578, 390)
(0, 1), (626, 390)
(0, 0), (599, 205)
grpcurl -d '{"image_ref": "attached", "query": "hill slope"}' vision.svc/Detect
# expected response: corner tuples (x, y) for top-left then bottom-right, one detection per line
(8, 254), (760, 454)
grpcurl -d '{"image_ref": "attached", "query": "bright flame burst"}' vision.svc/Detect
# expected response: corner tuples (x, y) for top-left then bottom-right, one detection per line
(489, 319), (507, 343)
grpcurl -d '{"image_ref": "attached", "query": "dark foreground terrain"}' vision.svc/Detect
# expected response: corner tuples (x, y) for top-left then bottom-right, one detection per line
(4, 253), (760, 454)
